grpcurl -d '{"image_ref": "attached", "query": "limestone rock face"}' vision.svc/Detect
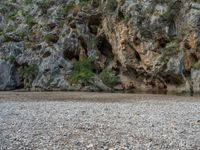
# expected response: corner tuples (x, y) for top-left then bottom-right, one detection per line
(191, 69), (200, 93)
(0, 60), (19, 90)
(32, 54), (73, 90)
(101, 0), (200, 93)
(0, 0), (200, 93)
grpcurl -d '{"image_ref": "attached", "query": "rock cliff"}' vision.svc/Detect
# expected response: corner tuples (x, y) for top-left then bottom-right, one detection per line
(0, 0), (200, 93)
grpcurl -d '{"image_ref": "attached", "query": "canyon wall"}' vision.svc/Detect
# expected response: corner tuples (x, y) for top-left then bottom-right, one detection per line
(0, 0), (200, 93)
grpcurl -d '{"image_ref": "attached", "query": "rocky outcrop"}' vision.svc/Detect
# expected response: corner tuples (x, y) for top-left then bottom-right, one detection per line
(0, 0), (200, 93)
(0, 60), (19, 90)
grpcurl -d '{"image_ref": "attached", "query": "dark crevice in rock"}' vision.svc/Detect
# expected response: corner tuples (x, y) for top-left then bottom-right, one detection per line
(58, 65), (64, 69)
(47, 23), (57, 30)
(126, 41), (141, 62)
(197, 18), (200, 52)
(32, 44), (42, 51)
(135, 51), (141, 62)
(191, 53), (198, 62)
(88, 15), (102, 26)
(133, 37), (141, 46)
(79, 36), (88, 52)
(17, 63), (28, 88)
(63, 37), (79, 60)
(158, 38), (170, 48)
(117, 10), (125, 21)
(140, 29), (153, 39)
(44, 69), (50, 74)
(124, 67), (139, 79)
(168, 20), (177, 37)
(184, 40), (191, 49)
(162, 73), (184, 85)
(97, 35), (113, 59)
(42, 51), (51, 58)
(183, 70), (191, 78)
(89, 25), (98, 35)
(111, 60), (121, 75)
(63, 49), (79, 60)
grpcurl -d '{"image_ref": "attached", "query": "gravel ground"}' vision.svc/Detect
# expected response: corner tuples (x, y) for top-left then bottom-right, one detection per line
(0, 92), (200, 150)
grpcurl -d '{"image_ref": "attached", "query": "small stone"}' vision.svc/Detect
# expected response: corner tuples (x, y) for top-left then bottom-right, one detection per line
(86, 144), (93, 148)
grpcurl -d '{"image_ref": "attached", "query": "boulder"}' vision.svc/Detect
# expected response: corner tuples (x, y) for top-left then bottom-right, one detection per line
(0, 60), (19, 90)
(32, 54), (73, 90)
(191, 69), (200, 93)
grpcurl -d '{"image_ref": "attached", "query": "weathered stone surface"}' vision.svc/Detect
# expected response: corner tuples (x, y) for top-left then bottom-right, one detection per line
(0, 60), (19, 90)
(191, 69), (200, 93)
(32, 54), (73, 90)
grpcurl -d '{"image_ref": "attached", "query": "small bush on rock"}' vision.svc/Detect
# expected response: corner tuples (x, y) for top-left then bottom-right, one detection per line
(79, 0), (91, 7)
(37, 0), (54, 14)
(161, 41), (180, 54)
(192, 61), (200, 69)
(61, 2), (75, 17)
(100, 68), (119, 88)
(18, 64), (39, 79)
(105, 0), (118, 12)
(69, 57), (94, 83)
(24, 0), (32, 5)
(3, 55), (16, 63)
(44, 33), (59, 43)
(26, 16), (37, 28)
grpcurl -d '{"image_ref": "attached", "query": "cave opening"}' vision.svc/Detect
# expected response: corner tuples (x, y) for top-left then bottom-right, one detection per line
(97, 34), (114, 60)
(135, 50), (141, 62)
(63, 50), (79, 60)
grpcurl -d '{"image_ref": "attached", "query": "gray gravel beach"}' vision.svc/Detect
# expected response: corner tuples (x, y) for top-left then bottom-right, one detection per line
(0, 92), (200, 150)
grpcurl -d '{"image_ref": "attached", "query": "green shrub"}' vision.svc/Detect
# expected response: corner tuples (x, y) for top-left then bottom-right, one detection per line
(3, 55), (16, 63)
(79, 0), (91, 7)
(59, 2), (75, 18)
(100, 68), (119, 88)
(37, 0), (54, 14)
(16, 30), (28, 39)
(124, 15), (129, 25)
(59, 0), (91, 18)
(69, 58), (94, 83)
(44, 33), (59, 43)
(26, 15), (36, 28)
(161, 1), (182, 21)
(24, 0), (32, 5)
(177, 25), (189, 39)
(105, 0), (118, 12)
(0, 2), (18, 17)
(192, 61), (200, 69)
(5, 26), (16, 33)
(11, 0), (17, 3)
(161, 41), (180, 54)
(25, 42), (33, 49)
(18, 64), (39, 79)
(3, 25), (28, 40)
(8, 11), (17, 20)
